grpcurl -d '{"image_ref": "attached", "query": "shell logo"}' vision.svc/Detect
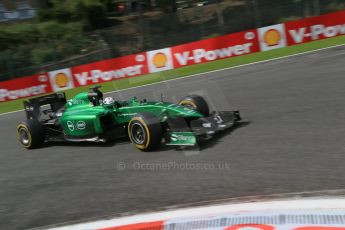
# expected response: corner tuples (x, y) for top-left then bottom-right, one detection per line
(152, 52), (168, 68)
(147, 48), (173, 73)
(263, 29), (281, 46)
(54, 72), (69, 88)
(49, 68), (74, 92)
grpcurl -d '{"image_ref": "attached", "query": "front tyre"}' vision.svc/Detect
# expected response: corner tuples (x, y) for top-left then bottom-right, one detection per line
(16, 119), (45, 149)
(128, 112), (163, 151)
(179, 95), (210, 116)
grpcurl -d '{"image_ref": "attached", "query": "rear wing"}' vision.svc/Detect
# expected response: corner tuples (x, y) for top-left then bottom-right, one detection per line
(23, 93), (67, 120)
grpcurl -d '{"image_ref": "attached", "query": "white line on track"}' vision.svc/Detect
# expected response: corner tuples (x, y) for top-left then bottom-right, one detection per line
(1, 43), (344, 117)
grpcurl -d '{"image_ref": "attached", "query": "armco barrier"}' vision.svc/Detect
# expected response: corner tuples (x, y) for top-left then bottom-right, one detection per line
(1, 10), (344, 102)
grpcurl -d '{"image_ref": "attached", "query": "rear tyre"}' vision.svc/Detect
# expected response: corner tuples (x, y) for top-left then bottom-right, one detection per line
(16, 119), (45, 149)
(179, 95), (210, 116)
(128, 112), (163, 151)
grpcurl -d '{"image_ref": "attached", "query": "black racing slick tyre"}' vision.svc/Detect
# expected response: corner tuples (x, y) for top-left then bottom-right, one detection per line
(16, 119), (45, 149)
(128, 112), (163, 151)
(179, 95), (210, 116)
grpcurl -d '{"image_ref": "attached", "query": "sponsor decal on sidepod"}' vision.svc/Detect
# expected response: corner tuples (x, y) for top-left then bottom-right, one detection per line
(76, 121), (86, 130)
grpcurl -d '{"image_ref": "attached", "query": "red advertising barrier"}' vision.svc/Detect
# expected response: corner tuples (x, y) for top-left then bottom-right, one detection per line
(171, 29), (259, 68)
(286, 10), (345, 45)
(45, 53), (148, 94)
(1, 10), (344, 102)
(143, 29), (260, 74)
(0, 73), (51, 102)
(71, 52), (148, 88)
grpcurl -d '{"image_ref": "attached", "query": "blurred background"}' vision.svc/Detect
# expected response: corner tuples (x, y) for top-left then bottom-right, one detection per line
(0, 0), (344, 81)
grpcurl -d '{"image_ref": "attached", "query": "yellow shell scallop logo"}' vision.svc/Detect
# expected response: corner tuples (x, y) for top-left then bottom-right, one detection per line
(152, 52), (168, 68)
(264, 29), (281, 46)
(55, 72), (69, 88)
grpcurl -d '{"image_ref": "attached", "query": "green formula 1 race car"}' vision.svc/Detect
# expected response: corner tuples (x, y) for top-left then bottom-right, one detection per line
(16, 86), (241, 151)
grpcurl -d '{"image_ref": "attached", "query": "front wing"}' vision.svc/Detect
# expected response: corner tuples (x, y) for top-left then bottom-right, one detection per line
(166, 111), (241, 146)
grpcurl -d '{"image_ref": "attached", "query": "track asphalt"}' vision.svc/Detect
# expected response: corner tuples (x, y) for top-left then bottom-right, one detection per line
(0, 46), (345, 229)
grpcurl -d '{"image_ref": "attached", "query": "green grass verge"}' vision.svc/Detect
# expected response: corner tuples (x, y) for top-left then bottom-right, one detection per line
(1, 36), (344, 114)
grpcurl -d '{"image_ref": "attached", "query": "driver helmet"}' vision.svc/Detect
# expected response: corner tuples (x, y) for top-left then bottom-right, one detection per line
(103, 97), (115, 105)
